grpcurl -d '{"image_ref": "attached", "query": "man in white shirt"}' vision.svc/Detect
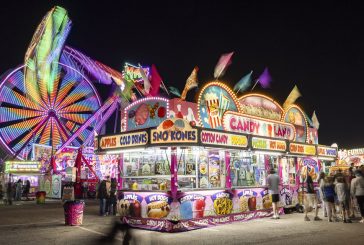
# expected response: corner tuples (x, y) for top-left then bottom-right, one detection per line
(267, 169), (280, 219)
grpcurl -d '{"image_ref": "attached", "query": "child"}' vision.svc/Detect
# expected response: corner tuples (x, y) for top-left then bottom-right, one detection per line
(321, 176), (336, 222)
(335, 176), (352, 223)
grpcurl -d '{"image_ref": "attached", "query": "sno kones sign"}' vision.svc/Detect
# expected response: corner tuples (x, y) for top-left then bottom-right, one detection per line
(151, 118), (198, 144)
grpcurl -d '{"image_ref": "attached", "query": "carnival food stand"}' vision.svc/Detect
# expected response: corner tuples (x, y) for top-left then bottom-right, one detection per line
(4, 161), (42, 197)
(95, 81), (338, 232)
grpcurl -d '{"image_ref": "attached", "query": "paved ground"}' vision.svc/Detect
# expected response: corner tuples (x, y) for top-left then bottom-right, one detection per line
(0, 199), (363, 245)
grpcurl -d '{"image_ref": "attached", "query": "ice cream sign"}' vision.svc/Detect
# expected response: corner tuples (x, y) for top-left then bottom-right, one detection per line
(99, 131), (148, 149)
(200, 130), (248, 148)
(317, 146), (337, 158)
(289, 143), (316, 155)
(222, 111), (295, 141)
(251, 137), (287, 152)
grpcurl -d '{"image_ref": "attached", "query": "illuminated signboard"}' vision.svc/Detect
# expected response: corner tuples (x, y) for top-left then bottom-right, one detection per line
(289, 143), (316, 155)
(5, 161), (41, 174)
(222, 111), (295, 141)
(251, 137), (287, 152)
(239, 94), (284, 121)
(122, 63), (150, 83)
(347, 148), (364, 157)
(317, 146), (337, 158)
(99, 131), (148, 150)
(151, 118), (198, 144)
(123, 97), (169, 131)
(200, 130), (248, 148)
(151, 129), (197, 144)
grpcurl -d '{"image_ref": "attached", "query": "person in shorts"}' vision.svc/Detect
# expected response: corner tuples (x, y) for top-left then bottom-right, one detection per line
(267, 169), (280, 219)
(335, 176), (352, 223)
(304, 174), (322, 221)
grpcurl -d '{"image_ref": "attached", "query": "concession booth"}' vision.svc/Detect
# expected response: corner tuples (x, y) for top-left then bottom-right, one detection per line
(95, 81), (337, 232)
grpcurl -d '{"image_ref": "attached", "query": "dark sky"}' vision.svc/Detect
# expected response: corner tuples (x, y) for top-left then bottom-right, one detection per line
(0, 1), (363, 148)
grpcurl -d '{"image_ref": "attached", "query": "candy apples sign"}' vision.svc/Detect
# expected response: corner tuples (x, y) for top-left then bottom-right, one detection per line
(99, 131), (148, 149)
(222, 111), (295, 141)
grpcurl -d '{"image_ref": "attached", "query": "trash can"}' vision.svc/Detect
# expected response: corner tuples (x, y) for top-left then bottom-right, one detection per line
(35, 191), (46, 204)
(64, 200), (85, 226)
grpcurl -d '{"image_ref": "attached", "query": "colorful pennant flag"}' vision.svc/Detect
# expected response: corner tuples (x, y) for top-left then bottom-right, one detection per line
(139, 65), (151, 94)
(312, 111), (320, 129)
(234, 71), (253, 93)
(214, 52), (234, 79)
(149, 64), (163, 96)
(283, 85), (302, 110)
(169, 86), (181, 97)
(181, 66), (199, 100)
(258, 67), (271, 88)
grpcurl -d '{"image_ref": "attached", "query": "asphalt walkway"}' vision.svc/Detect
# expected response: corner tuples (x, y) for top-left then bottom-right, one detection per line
(0, 199), (363, 245)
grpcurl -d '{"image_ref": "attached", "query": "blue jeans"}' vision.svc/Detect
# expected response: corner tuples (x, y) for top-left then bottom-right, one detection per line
(99, 199), (106, 215)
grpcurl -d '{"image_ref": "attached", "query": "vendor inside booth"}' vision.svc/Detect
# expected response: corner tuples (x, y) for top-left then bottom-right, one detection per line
(96, 82), (338, 232)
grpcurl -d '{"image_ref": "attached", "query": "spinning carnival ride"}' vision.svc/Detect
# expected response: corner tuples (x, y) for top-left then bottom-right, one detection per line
(0, 7), (127, 160)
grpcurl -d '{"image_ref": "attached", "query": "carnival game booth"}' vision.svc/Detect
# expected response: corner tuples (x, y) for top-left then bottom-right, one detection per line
(4, 161), (42, 197)
(96, 82), (337, 232)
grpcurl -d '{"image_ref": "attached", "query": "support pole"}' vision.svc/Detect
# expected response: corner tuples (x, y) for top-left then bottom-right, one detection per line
(225, 151), (231, 189)
(170, 147), (178, 199)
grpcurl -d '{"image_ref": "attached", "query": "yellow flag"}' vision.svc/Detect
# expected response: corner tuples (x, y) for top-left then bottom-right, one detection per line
(283, 85), (302, 110)
(181, 66), (199, 100)
(312, 111), (320, 129)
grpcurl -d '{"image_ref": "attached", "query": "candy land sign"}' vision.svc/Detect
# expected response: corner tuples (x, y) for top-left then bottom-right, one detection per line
(223, 111), (295, 141)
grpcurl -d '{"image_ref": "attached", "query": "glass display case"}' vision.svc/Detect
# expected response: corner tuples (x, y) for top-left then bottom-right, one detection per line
(230, 151), (267, 187)
(122, 148), (172, 191)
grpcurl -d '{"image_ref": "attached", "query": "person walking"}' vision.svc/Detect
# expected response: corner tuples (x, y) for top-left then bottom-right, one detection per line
(335, 176), (352, 223)
(317, 172), (327, 217)
(82, 182), (88, 199)
(108, 178), (117, 216)
(321, 176), (336, 222)
(351, 170), (364, 223)
(24, 180), (30, 200)
(267, 169), (280, 219)
(97, 180), (108, 216)
(304, 174), (322, 221)
(346, 167), (356, 218)
(105, 176), (111, 215)
(6, 181), (13, 205)
(15, 179), (22, 201)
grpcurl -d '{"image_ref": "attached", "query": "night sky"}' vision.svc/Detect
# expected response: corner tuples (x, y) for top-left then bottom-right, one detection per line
(0, 1), (363, 149)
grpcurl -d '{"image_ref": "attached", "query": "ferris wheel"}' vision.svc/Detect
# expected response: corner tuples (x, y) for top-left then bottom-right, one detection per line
(0, 62), (102, 160)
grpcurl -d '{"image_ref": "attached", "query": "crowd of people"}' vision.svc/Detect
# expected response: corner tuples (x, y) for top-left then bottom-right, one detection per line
(0, 179), (31, 205)
(267, 165), (364, 224)
(97, 176), (118, 216)
(306, 166), (364, 223)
